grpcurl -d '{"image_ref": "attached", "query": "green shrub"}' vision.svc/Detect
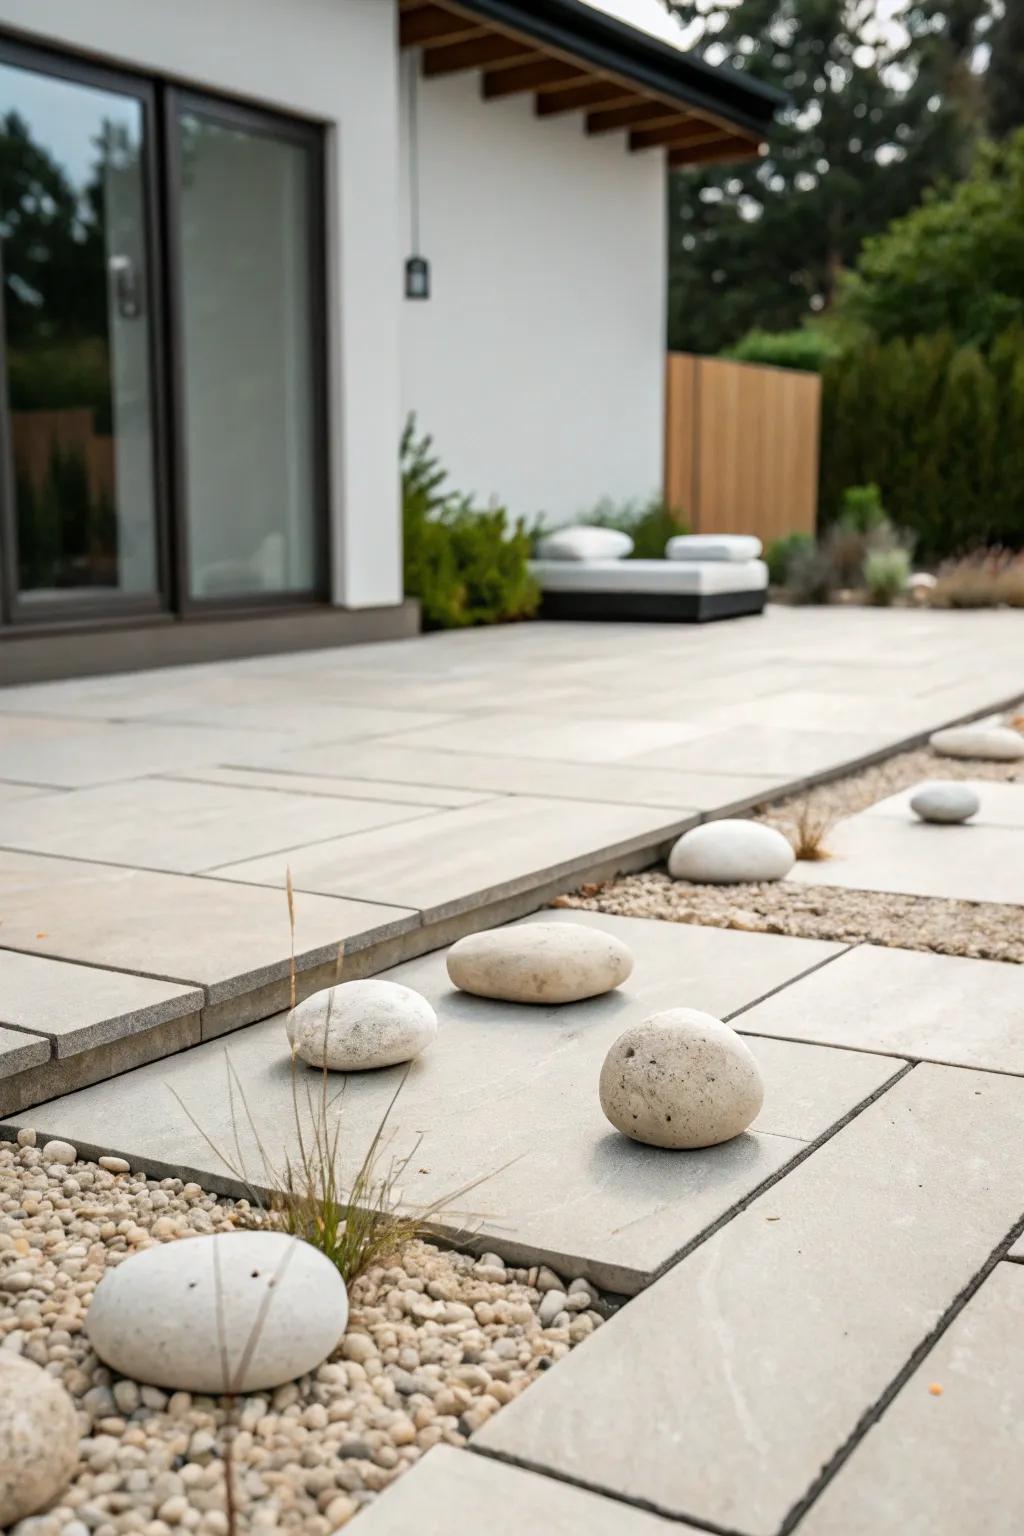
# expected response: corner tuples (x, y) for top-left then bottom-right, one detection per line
(839, 483), (886, 532)
(765, 531), (815, 586)
(863, 546), (910, 605)
(785, 541), (835, 605)
(401, 418), (538, 630)
(724, 327), (840, 374)
(579, 495), (688, 559)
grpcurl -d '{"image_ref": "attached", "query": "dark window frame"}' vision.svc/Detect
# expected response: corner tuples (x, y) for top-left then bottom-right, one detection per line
(0, 35), (331, 628)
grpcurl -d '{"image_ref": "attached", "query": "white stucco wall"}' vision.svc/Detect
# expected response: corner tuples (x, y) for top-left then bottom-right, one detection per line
(0, 0), (403, 608)
(399, 60), (667, 526)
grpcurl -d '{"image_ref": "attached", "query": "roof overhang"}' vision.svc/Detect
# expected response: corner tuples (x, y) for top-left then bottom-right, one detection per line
(398, 0), (783, 167)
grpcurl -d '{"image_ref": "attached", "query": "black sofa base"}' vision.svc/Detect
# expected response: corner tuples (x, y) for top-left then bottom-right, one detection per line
(538, 588), (767, 624)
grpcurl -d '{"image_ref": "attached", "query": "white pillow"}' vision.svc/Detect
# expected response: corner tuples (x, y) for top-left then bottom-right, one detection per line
(536, 525), (634, 561)
(665, 534), (763, 563)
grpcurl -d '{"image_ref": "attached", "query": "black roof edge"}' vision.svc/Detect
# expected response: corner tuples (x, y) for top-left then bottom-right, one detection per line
(453, 0), (784, 138)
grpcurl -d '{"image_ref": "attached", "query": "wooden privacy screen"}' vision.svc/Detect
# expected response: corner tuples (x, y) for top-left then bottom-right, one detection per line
(665, 353), (820, 542)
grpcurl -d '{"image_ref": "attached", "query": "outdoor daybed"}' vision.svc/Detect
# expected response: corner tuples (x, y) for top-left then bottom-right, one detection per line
(530, 530), (768, 623)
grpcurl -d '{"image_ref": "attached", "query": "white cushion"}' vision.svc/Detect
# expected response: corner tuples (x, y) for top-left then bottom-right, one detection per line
(535, 525), (633, 561)
(665, 534), (762, 563)
(529, 558), (768, 596)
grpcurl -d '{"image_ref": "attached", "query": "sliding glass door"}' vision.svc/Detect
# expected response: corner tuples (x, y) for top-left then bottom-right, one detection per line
(170, 96), (325, 604)
(0, 47), (164, 617)
(0, 42), (327, 625)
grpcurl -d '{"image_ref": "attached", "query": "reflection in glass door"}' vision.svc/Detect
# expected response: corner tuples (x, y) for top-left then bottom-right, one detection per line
(0, 50), (162, 612)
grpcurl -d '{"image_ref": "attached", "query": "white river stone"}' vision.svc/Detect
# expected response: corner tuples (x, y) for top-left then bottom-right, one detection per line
(446, 921), (634, 1004)
(930, 725), (1024, 762)
(910, 782), (981, 824)
(667, 819), (795, 884)
(289, 979), (437, 1070)
(600, 1007), (764, 1150)
(85, 1231), (349, 1393)
(0, 1355), (80, 1525)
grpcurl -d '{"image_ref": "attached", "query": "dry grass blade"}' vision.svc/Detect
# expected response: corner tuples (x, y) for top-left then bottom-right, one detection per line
(785, 800), (835, 861)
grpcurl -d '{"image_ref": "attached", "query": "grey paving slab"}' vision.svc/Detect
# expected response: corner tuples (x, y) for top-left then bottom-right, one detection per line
(0, 777), (435, 874)
(0, 913), (897, 1294)
(0, 780), (62, 805)
(0, 1024), (50, 1077)
(354, 1447), (689, 1535)
(1010, 1234), (1024, 1259)
(137, 701), (456, 741)
(799, 1263), (1024, 1536)
(737, 943), (1024, 1075)
(209, 797), (698, 922)
(366, 711), (715, 765)
(786, 813), (1024, 905)
(0, 849), (416, 1004)
(167, 765), (494, 809)
(863, 777), (1024, 827)
(477, 1063), (1024, 1536)
(254, 739), (788, 812)
(633, 724), (894, 778)
(0, 950), (203, 1058)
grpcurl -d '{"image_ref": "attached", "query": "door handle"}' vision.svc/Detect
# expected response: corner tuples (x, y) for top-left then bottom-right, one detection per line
(108, 254), (141, 319)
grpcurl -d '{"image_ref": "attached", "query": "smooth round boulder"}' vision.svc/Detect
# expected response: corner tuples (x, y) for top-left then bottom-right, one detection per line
(85, 1232), (348, 1393)
(0, 1355), (80, 1525)
(600, 1008), (764, 1150)
(446, 921), (634, 1004)
(910, 781), (980, 824)
(930, 725), (1024, 762)
(289, 979), (437, 1070)
(667, 819), (795, 884)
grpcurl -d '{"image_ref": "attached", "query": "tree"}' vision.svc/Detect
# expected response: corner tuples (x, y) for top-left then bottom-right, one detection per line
(665, 0), (996, 354)
(839, 128), (1024, 346)
(986, 0), (1024, 137)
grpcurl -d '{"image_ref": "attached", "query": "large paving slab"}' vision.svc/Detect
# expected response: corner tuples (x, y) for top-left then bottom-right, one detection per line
(168, 765), (494, 809)
(863, 777), (1024, 827)
(253, 739), (788, 812)
(359, 710), (715, 765)
(799, 1262), (1024, 1535)
(1010, 1235), (1024, 1260)
(354, 1447), (689, 1535)
(634, 724), (895, 779)
(0, 849), (415, 1011)
(0, 914), (897, 1294)
(737, 943), (1024, 1076)
(209, 797), (698, 922)
(477, 1063), (1024, 1535)
(786, 813), (1024, 905)
(0, 1024), (50, 1077)
(0, 950), (203, 1058)
(137, 700), (456, 741)
(0, 777), (435, 874)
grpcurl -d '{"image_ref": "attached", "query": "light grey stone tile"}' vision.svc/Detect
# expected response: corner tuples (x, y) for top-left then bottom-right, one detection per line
(365, 711), (716, 765)
(634, 724), (895, 778)
(1009, 1234), (1024, 1260)
(0, 781), (62, 805)
(737, 943), (1024, 1075)
(786, 815), (1024, 905)
(138, 701), (456, 740)
(167, 766), (494, 809)
(0, 950), (203, 1058)
(1, 1013), (201, 1117)
(208, 798), (696, 921)
(477, 1063), (1024, 1536)
(257, 739), (787, 812)
(799, 1263), (1024, 1536)
(0, 777), (435, 874)
(353, 1447), (688, 1535)
(2, 913), (895, 1294)
(863, 778), (1024, 828)
(0, 849), (416, 1003)
(0, 1025), (50, 1077)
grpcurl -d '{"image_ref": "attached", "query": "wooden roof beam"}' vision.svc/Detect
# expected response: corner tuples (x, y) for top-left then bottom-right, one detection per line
(587, 99), (687, 135)
(483, 58), (588, 99)
(536, 81), (642, 117)
(422, 33), (537, 77)
(400, 5), (490, 48)
(669, 136), (762, 168)
(630, 118), (732, 152)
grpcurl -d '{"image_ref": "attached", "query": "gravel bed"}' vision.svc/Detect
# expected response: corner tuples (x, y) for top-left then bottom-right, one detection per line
(0, 1137), (602, 1536)
(555, 740), (1024, 964)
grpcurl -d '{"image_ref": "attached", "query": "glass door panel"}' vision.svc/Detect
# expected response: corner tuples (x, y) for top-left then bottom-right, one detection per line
(0, 54), (161, 608)
(174, 101), (322, 601)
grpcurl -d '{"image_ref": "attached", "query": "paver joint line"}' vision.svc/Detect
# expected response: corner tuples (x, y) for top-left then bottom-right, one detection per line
(722, 941), (860, 1025)
(776, 1203), (1024, 1536)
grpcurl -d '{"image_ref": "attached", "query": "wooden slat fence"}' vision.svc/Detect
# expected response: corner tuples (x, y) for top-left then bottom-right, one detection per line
(665, 353), (820, 542)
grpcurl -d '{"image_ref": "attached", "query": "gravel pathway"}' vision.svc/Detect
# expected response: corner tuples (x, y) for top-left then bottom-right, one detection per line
(555, 741), (1024, 964)
(0, 1138), (602, 1536)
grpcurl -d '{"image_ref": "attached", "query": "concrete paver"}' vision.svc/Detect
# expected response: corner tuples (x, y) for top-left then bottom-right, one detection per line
(166, 765), (495, 808)
(786, 814), (1024, 905)
(863, 777), (1024, 827)
(0, 1024), (50, 1076)
(478, 1063), (1024, 1535)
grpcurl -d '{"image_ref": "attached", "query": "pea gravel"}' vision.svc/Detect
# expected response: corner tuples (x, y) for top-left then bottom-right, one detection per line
(555, 740), (1024, 964)
(0, 1138), (602, 1536)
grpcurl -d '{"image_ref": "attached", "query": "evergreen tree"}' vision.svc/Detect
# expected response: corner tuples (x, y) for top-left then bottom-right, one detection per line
(665, 0), (995, 354)
(986, 0), (1024, 136)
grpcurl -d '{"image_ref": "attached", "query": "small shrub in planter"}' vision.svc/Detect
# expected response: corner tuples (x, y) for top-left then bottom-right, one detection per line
(765, 531), (815, 586)
(863, 546), (911, 605)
